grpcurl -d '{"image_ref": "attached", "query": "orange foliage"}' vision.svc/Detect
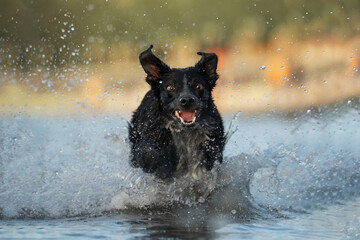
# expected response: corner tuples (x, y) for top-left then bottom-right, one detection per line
(264, 54), (291, 88)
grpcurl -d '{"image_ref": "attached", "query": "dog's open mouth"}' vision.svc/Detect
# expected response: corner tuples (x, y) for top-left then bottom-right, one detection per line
(173, 110), (199, 125)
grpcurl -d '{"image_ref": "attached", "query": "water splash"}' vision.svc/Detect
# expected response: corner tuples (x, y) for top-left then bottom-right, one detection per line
(0, 105), (359, 219)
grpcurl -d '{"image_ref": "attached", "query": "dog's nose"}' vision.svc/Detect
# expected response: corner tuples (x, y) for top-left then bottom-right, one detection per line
(179, 96), (195, 107)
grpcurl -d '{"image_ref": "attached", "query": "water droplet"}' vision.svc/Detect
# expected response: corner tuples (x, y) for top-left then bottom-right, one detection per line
(231, 209), (237, 214)
(280, 66), (285, 69)
(234, 111), (242, 120)
(261, 65), (266, 70)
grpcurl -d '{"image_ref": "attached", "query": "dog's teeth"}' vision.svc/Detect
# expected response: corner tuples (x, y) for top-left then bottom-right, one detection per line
(175, 111), (180, 118)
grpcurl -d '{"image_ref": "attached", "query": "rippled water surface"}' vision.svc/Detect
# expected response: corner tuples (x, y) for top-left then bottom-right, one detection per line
(0, 103), (360, 239)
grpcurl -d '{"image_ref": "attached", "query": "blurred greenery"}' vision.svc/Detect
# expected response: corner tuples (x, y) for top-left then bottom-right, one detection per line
(1, 0), (360, 115)
(1, 0), (359, 69)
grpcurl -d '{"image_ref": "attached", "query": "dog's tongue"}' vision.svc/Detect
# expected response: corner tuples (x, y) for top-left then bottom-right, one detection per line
(179, 111), (196, 122)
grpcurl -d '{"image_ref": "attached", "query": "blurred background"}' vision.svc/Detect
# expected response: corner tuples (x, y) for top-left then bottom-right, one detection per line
(0, 0), (359, 117)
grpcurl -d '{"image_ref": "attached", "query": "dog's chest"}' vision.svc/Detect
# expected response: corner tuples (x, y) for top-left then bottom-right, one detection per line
(170, 128), (207, 176)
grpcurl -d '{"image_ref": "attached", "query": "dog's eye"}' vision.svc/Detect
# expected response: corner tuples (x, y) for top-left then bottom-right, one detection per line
(196, 84), (203, 90)
(167, 85), (175, 91)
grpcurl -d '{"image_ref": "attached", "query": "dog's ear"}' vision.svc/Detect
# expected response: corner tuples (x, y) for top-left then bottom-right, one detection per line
(139, 45), (171, 84)
(195, 52), (218, 86)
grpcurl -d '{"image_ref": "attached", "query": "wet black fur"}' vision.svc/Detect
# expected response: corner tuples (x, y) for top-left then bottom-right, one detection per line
(129, 45), (225, 179)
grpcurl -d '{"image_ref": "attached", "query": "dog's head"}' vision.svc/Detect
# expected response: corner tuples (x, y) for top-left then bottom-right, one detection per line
(139, 45), (219, 127)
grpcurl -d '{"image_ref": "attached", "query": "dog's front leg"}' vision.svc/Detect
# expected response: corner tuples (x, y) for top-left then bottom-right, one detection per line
(202, 135), (224, 170)
(131, 140), (178, 179)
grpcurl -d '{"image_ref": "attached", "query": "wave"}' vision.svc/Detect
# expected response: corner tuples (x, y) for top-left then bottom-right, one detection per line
(0, 104), (359, 219)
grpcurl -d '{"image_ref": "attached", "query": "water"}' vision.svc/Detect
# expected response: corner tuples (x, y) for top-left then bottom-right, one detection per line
(0, 103), (360, 239)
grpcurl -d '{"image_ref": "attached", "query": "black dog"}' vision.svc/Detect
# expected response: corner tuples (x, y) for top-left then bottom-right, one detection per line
(129, 45), (225, 179)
